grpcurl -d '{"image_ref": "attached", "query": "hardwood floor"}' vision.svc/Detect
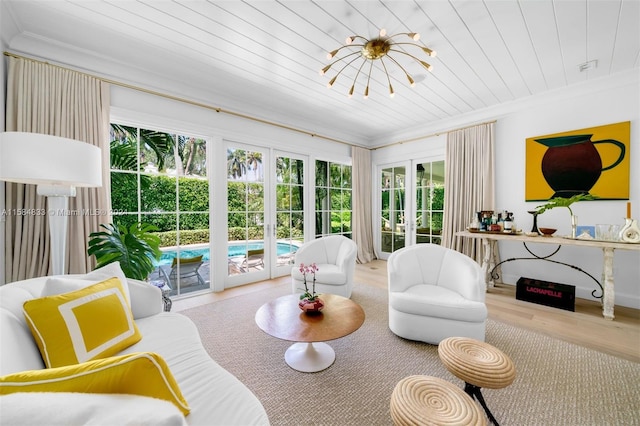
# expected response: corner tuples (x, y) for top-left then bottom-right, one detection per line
(173, 259), (640, 363)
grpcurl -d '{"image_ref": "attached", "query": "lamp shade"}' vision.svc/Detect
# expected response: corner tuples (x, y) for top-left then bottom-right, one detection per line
(0, 132), (102, 187)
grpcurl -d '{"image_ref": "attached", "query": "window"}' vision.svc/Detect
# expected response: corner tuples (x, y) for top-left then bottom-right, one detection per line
(109, 123), (209, 294)
(415, 161), (444, 245)
(315, 161), (352, 238)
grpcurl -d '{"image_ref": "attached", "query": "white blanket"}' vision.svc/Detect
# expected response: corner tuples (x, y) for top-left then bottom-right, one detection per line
(0, 392), (188, 426)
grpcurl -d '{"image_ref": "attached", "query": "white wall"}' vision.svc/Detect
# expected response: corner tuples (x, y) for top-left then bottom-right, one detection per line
(495, 69), (640, 309)
(373, 70), (640, 309)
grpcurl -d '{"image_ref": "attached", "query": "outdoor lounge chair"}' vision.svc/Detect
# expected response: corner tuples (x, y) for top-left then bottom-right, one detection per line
(242, 249), (265, 270)
(160, 255), (206, 289)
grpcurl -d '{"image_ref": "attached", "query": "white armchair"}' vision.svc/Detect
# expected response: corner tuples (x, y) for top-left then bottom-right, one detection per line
(291, 235), (358, 298)
(387, 243), (487, 345)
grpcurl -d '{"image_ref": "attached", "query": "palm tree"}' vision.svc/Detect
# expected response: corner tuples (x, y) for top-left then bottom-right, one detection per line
(110, 124), (175, 173)
(227, 148), (247, 179)
(139, 129), (174, 172)
(246, 151), (263, 181)
(182, 136), (207, 176)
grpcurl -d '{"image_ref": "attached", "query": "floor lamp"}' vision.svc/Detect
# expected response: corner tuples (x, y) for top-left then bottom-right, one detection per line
(0, 132), (102, 275)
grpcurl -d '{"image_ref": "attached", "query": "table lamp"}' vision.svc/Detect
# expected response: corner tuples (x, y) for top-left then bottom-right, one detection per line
(0, 132), (102, 275)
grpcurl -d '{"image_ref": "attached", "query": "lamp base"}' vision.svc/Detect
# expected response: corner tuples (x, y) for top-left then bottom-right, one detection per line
(40, 190), (73, 276)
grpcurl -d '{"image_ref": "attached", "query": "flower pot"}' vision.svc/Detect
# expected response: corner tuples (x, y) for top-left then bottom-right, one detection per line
(298, 297), (324, 315)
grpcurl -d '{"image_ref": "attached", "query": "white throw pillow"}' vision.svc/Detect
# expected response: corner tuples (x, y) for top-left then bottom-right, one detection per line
(41, 261), (131, 305)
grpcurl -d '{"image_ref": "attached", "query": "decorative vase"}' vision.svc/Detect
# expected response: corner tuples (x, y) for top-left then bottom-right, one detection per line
(534, 135), (625, 198)
(619, 218), (640, 243)
(571, 215), (578, 239)
(298, 297), (324, 315)
(527, 210), (540, 234)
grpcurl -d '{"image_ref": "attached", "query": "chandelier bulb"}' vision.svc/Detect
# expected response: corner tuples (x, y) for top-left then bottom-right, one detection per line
(389, 84), (395, 98)
(348, 85), (355, 98)
(320, 64), (332, 76)
(364, 85), (369, 99)
(420, 61), (433, 71)
(422, 47), (436, 57)
(345, 36), (355, 45)
(379, 28), (387, 37)
(328, 75), (338, 88)
(409, 32), (420, 41)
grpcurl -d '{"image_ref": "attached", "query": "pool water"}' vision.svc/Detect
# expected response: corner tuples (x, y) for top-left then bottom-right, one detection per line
(158, 242), (297, 266)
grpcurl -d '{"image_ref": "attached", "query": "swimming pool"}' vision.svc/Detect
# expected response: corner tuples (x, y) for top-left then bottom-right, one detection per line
(157, 242), (298, 266)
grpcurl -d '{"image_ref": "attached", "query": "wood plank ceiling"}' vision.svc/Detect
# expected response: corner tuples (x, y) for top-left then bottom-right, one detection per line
(3, 0), (639, 147)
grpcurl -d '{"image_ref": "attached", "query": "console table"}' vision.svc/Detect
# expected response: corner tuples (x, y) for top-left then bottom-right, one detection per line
(456, 230), (640, 320)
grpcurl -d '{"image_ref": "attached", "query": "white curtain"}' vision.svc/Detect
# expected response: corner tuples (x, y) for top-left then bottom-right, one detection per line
(352, 146), (375, 263)
(4, 57), (111, 281)
(441, 123), (496, 263)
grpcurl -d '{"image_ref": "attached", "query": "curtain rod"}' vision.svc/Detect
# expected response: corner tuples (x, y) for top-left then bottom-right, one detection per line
(3, 51), (356, 148)
(372, 119), (498, 150)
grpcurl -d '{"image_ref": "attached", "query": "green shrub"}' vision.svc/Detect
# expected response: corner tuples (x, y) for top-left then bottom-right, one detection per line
(155, 229), (210, 247)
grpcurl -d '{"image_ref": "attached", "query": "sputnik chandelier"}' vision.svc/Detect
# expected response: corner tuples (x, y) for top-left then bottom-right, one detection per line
(320, 28), (436, 98)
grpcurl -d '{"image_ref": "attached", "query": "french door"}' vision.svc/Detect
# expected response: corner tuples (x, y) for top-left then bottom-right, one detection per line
(377, 159), (444, 259)
(225, 143), (306, 287)
(226, 144), (270, 285)
(379, 163), (409, 258)
(272, 152), (306, 277)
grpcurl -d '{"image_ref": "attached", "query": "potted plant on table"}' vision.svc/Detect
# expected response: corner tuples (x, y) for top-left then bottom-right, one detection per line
(88, 223), (162, 280)
(298, 262), (324, 314)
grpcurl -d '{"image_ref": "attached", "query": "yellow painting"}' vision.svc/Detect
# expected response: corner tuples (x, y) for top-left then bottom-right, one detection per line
(525, 121), (630, 201)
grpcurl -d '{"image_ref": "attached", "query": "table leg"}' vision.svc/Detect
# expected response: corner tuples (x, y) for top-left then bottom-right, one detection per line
(481, 239), (496, 288)
(464, 383), (500, 426)
(602, 247), (615, 320)
(284, 342), (335, 373)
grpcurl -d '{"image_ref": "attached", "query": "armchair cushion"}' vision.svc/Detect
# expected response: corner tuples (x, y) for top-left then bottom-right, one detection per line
(0, 392), (187, 426)
(291, 264), (345, 285)
(390, 285), (487, 322)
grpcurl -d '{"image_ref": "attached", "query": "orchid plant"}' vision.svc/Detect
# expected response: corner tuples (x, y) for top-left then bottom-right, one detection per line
(298, 262), (319, 301)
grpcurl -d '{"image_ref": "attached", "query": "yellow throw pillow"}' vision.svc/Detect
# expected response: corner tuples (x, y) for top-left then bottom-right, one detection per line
(0, 352), (190, 416)
(23, 277), (141, 368)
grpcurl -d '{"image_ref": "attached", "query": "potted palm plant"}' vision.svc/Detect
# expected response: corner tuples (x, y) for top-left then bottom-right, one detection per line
(88, 223), (162, 280)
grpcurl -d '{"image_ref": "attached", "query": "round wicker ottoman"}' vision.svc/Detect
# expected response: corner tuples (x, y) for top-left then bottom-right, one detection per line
(438, 337), (516, 426)
(390, 375), (487, 426)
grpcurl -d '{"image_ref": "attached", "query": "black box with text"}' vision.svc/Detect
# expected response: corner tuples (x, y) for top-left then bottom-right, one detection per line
(516, 277), (575, 312)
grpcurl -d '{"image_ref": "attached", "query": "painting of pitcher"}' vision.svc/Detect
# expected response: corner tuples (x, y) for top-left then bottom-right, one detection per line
(525, 121), (630, 201)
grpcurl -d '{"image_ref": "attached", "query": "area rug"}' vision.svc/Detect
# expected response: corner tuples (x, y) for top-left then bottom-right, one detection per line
(181, 282), (640, 426)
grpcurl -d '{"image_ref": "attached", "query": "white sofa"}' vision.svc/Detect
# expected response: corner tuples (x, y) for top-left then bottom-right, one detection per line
(387, 243), (487, 345)
(291, 235), (357, 298)
(0, 267), (270, 425)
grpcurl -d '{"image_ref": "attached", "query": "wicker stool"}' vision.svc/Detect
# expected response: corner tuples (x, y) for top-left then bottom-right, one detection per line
(438, 337), (516, 426)
(390, 375), (487, 426)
